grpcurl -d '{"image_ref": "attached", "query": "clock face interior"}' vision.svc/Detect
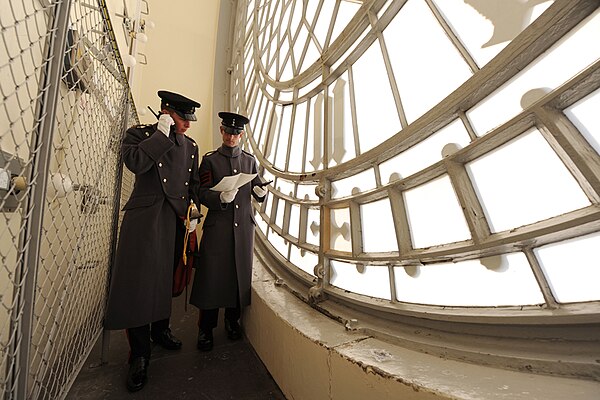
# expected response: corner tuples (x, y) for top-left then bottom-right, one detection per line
(230, 0), (600, 308)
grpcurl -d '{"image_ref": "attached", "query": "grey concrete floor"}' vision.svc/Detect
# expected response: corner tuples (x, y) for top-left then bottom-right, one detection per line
(66, 293), (286, 400)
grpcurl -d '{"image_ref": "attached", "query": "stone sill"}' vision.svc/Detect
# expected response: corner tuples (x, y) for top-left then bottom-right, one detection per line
(244, 258), (600, 400)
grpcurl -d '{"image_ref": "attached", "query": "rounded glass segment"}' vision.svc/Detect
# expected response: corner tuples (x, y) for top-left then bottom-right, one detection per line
(230, 0), (600, 314)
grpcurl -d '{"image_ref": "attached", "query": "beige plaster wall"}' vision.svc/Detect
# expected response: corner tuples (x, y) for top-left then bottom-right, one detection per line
(108, 0), (220, 155)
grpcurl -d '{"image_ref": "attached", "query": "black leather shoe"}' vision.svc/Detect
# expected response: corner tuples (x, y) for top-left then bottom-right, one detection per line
(151, 328), (182, 350)
(126, 356), (148, 392)
(224, 319), (242, 340)
(197, 329), (213, 351)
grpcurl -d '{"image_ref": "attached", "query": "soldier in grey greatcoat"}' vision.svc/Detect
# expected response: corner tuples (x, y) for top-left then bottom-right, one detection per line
(189, 112), (267, 351)
(104, 91), (201, 392)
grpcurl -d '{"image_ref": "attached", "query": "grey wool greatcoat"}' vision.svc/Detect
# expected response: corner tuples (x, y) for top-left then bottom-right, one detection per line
(104, 123), (200, 330)
(189, 144), (266, 310)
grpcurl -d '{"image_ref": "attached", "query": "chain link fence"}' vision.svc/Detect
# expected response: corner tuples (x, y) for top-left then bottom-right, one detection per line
(0, 0), (135, 398)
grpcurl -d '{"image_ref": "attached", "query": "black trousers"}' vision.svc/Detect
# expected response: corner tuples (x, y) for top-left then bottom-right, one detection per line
(126, 219), (186, 361)
(126, 318), (169, 361)
(198, 306), (241, 331)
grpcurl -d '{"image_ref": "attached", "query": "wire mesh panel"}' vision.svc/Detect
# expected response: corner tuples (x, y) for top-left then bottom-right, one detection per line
(0, 0), (134, 398)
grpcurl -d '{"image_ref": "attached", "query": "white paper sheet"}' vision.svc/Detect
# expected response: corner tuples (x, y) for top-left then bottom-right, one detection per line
(210, 173), (257, 191)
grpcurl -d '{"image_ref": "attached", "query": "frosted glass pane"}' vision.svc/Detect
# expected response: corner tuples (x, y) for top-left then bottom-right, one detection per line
(275, 178), (295, 198)
(263, 191), (275, 222)
(305, 94), (324, 172)
(384, 0), (472, 123)
(394, 253), (544, 306)
(330, 260), (391, 300)
(273, 105), (292, 170)
(289, 245), (317, 276)
(278, 35), (293, 82)
(289, 0), (303, 38)
(312, 0), (335, 51)
(352, 41), (401, 153)
(269, 229), (289, 259)
(466, 129), (590, 233)
(289, 204), (301, 238)
(257, 100), (273, 153)
(265, 105), (282, 163)
(431, 0), (554, 67)
(379, 119), (472, 182)
(256, 212), (269, 236)
(251, 94), (265, 142)
(467, 9), (600, 136)
(361, 199), (397, 253)
(330, 2), (361, 47)
(328, 73), (356, 167)
(292, 21), (310, 75)
(404, 175), (471, 248)
(332, 168), (376, 199)
(565, 89), (600, 156)
(278, 90), (294, 103)
(244, 58), (254, 97)
(535, 232), (600, 303)
(306, 207), (320, 246)
(297, 183), (318, 201)
(287, 102), (308, 172)
(331, 208), (351, 252)
(302, 40), (323, 76)
(275, 199), (285, 229)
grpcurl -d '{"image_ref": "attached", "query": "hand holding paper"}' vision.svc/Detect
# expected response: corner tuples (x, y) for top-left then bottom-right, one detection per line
(220, 188), (238, 203)
(210, 173), (257, 192)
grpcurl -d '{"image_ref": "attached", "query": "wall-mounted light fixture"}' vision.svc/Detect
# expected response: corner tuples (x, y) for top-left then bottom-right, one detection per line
(47, 173), (107, 214)
(112, 0), (154, 72)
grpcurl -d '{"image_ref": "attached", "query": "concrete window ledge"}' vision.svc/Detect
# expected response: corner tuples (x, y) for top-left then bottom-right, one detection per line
(243, 258), (600, 400)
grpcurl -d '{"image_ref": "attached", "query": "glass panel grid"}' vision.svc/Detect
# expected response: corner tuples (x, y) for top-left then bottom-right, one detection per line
(466, 129), (590, 233)
(233, 0), (600, 316)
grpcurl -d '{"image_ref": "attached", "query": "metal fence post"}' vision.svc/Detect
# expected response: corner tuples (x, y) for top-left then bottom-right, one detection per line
(13, 1), (73, 398)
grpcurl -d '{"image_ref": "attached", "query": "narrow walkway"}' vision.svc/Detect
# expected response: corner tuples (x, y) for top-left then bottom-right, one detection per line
(67, 293), (286, 400)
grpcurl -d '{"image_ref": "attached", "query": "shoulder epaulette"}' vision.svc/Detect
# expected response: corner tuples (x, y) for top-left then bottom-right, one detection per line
(128, 124), (155, 136)
(242, 149), (254, 156)
(203, 150), (216, 157)
(131, 123), (153, 129)
(184, 135), (198, 147)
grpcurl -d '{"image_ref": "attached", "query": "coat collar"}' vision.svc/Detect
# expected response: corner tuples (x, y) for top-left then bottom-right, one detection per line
(173, 133), (183, 146)
(218, 144), (241, 158)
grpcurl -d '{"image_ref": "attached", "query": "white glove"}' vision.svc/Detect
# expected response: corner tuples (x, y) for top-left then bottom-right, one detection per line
(188, 218), (198, 232)
(157, 113), (174, 137)
(220, 188), (238, 203)
(253, 185), (267, 197)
